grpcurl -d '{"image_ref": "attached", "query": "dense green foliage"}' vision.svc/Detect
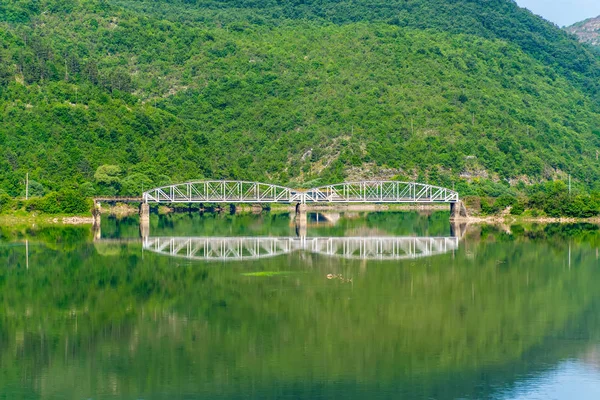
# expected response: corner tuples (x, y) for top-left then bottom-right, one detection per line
(465, 180), (600, 218)
(0, 189), (91, 214)
(1, 0), (600, 197)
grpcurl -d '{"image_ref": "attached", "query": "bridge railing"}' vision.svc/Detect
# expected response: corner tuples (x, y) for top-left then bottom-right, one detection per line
(94, 196), (143, 202)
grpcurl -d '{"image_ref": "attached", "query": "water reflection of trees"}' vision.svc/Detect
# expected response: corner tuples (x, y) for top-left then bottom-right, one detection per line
(1, 223), (600, 398)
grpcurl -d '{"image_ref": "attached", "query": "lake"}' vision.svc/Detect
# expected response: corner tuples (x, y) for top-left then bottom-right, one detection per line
(1, 211), (600, 399)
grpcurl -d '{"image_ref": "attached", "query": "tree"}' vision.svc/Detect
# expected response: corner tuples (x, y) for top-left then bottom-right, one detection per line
(121, 173), (154, 196)
(0, 52), (12, 86)
(26, 180), (45, 197)
(94, 165), (123, 194)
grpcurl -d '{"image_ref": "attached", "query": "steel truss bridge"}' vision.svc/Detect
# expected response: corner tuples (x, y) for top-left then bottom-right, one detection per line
(143, 236), (459, 261)
(142, 180), (459, 204)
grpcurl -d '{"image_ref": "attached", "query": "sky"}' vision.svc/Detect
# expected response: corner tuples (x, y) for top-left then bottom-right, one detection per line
(516, 0), (600, 27)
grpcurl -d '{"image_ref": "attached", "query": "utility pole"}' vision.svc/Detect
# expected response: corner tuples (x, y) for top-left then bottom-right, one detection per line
(26, 172), (29, 200)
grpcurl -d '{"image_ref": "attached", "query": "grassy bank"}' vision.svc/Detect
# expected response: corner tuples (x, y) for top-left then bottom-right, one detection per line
(0, 213), (93, 226)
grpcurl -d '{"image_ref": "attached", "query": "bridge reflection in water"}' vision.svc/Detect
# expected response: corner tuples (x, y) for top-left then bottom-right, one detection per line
(142, 236), (459, 261)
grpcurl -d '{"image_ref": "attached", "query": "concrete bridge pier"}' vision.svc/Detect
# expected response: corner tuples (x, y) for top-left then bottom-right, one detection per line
(295, 203), (307, 214)
(140, 203), (150, 239)
(92, 201), (101, 227)
(140, 203), (150, 221)
(92, 202), (102, 241)
(450, 201), (468, 220)
(295, 203), (308, 236)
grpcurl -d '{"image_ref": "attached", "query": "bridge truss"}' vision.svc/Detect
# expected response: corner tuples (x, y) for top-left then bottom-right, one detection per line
(143, 181), (301, 204)
(305, 181), (459, 203)
(143, 181), (459, 204)
(143, 236), (459, 261)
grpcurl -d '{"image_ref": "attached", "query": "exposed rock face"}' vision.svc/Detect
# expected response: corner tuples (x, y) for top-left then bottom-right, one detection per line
(567, 16), (600, 46)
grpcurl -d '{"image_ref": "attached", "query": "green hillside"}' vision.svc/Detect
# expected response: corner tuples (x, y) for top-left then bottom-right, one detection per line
(1, 0), (600, 197)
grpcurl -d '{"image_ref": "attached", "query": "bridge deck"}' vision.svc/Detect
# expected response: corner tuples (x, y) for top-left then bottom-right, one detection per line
(94, 197), (143, 203)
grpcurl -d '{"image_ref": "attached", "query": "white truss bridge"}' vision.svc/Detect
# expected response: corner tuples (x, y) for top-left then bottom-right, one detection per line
(142, 180), (459, 204)
(143, 236), (459, 261)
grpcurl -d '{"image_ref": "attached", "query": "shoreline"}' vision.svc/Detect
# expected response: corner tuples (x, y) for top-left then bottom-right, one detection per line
(3, 205), (600, 226)
(0, 214), (95, 226)
(451, 215), (600, 224)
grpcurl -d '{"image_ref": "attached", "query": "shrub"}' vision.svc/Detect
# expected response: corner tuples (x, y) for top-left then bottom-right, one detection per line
(494, 194), (518, 210)
(25, 197), (44, 212)
(39, 192), (62, 214)
(27, 190), (92, 214)
(480, 198), (499, 215)
(0, 193), (13, 213)
(510, 202), (525, 216)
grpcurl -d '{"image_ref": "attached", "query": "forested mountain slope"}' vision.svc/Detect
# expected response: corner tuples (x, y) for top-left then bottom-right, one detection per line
(1, 0), (600, 196)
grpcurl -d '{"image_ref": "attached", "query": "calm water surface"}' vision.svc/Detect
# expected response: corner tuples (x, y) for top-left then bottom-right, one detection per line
(2, 211), (600, 399)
